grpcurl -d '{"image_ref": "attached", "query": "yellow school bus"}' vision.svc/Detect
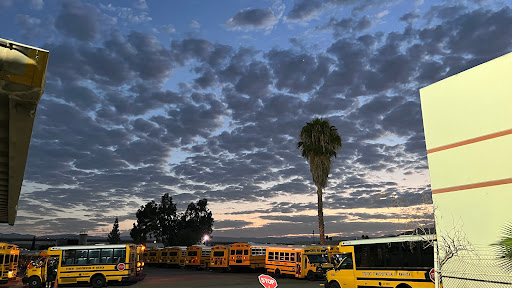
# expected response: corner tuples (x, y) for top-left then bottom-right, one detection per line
(325, 235), (437, 288)
(327, 245), (344, 265)
(145, 248), (160, 265)
(159, 246), (185, 267)
(210, 245), (230, 271)
(185, 245), (211, 269)
(229, 243), (266, 270)
(23, 244), (138, 288)
(0, 243), (19, 284)
(266, 246), (333, 280)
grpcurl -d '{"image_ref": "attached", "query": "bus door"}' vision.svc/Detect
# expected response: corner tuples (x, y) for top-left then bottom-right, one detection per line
(333, 253), (356, 287)
(47, 256), (59, 285)
(296, 252), (303, 278)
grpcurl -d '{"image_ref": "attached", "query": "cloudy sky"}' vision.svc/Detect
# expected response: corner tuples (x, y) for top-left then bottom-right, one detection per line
(1, 0), (510, 240)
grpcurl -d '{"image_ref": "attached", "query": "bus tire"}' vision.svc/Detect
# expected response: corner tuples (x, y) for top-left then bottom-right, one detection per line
(28, 276), (41, 288)
(274, 269), (281, 278)
(396, 285), (412, 288)
(329, 281), (341, 288)
(307, 270), (316, 281)
(91, 275), (106, 288)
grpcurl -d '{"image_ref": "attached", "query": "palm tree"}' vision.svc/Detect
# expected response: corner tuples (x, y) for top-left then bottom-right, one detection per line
(493, 222), (512, 271)
(298, 117), (342, 245)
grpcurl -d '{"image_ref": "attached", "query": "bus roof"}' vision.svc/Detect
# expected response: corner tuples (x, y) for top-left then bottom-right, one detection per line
(340, 234), (436, 246)
(49, 244), (134, 251)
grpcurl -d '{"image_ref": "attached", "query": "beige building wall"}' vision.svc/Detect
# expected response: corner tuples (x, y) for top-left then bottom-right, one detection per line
(420, 52), (512, 287)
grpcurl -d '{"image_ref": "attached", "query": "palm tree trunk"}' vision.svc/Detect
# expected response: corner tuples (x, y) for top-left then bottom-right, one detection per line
(317, 186), (326, 245)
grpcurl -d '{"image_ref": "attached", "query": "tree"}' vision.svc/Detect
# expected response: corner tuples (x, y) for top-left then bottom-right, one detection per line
(298, 117), (342, 245)
(157, 193), (178, 246)
(130, 194), (214, 246)
(108, 217), (121, 244)
(493, 222), (512, 272)
(130, 201), (159, 244)
(177, 199), (214, 246)
(30, 236), (36, 250)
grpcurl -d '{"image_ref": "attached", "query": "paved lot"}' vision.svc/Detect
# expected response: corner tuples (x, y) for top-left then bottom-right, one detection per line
(1, 266), (325, 288)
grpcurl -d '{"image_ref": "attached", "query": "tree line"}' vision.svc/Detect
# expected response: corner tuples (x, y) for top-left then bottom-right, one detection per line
(107, 193), (214, 246)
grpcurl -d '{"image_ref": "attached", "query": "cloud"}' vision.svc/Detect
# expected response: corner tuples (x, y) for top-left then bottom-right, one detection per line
(227, 8), (279, 31)
(55, 0), (102, 42)
(399, 10), (420, 23)
(286, 0), (325, 22)
(161, 24), (176, 34)
(189, 20), (200, 31)
(30, 0), (44, 10)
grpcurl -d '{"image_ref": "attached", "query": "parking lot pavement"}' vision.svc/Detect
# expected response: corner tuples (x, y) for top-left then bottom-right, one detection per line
(112, 266), (323, 288)
(1, 267), (325, 288)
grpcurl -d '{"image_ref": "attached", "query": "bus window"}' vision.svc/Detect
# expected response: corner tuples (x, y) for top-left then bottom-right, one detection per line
(62, 250), (74, 265)
(236, 250), (242, 255)
(268, 252), (274, 260)
(88, 249), (100, 264)
(307, 254), (328, 264)
(113, 249), (125, 263)
(338, 254), (353, 270)
(75, 250), (88, 265)
(244, 250), (249, 255)
(101, 249), (113, 264)
(188, 251), (198, 257)
(213, 251), (224, 257)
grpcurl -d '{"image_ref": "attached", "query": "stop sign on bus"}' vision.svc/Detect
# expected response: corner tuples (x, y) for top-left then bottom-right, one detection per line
(429, 268), (435, 282)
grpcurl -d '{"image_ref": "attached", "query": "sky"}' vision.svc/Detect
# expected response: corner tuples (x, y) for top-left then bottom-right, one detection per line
(1, 0), (510, 240)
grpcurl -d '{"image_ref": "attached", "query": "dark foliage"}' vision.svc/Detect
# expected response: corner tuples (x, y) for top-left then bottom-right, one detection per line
(130, 194), (214, 246)
(107, 217), (121, 244)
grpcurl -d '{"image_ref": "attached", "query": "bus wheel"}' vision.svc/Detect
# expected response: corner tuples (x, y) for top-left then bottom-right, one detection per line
(274, 269), (281, 278)
(28, 276), (41, 288)
(91, 275), (106, 288)
(307, 270), (316, 281)
(329, 281), (341, 288)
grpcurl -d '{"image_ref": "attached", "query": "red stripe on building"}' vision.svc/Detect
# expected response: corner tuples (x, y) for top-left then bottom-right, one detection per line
(427, 128), (512, 154)
(432, 178), (512, 194)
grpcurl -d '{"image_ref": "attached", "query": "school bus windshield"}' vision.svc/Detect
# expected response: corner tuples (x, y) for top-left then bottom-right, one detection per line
(307, 254), (328, 264)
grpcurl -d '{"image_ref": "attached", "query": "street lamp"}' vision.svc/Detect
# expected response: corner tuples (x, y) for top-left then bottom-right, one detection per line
(203, 235), (210, 245)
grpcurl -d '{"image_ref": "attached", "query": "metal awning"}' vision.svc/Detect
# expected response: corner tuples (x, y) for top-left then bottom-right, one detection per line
(0, 38), (49, 225)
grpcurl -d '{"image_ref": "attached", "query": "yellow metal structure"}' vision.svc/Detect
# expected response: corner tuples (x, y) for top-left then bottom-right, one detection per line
(0, 38), (49, 225)
(420, 51), (512, 286)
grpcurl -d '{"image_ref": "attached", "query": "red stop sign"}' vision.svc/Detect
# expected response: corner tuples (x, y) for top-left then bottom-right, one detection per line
(117, 263), (126, 271)
(429, 268), (435, 282)
(258, 274), (278, 288)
